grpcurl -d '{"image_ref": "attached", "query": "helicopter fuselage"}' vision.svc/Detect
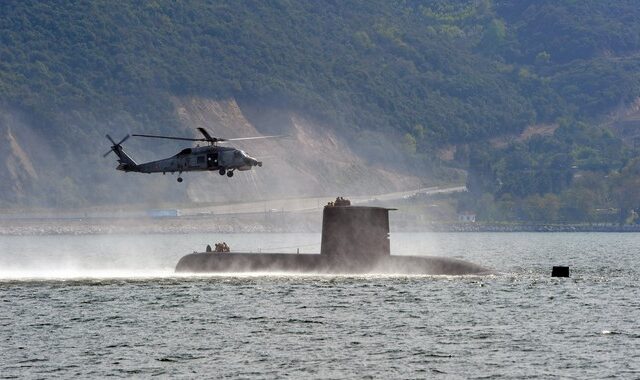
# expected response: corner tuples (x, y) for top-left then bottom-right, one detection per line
(119, 145), (261, 175)
(105, 128), (271, 182)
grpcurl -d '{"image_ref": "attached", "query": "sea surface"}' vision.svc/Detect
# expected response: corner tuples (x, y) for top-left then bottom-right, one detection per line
(0, 232), (638, 378)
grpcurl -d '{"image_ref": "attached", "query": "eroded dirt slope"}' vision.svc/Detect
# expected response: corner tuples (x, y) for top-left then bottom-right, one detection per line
(173, 98), (422, 202)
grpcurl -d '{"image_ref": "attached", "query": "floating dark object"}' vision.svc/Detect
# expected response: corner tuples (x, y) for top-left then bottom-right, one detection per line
(175, 197), (492, 275)
(552, 266), (570, 277)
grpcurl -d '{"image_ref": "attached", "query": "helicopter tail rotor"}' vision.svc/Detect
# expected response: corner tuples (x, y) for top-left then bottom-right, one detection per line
(104, 134), (138, 171)
(103, 134), (130, 157)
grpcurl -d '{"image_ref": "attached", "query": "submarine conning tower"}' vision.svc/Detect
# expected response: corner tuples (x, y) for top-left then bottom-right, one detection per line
(320, 197), (395, 265)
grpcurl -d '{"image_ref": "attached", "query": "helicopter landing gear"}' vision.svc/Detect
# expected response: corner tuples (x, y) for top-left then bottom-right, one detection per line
(177, 177), (183, 183)
(219, 168), (226, 176)
(227, 170), (234, 177)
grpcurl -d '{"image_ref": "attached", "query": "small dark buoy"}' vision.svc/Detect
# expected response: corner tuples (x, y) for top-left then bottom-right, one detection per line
(206, 244), (212, 253)
(552, 266), (570, 277)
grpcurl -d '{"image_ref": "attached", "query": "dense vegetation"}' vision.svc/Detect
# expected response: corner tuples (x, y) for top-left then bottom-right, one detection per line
(1, 0), (640, 216)
(4, 1), (640, 143)
(460, 119), (640, 223)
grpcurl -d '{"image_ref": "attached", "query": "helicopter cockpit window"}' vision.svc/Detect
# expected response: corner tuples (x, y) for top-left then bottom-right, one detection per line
(179, 148), (192, 155)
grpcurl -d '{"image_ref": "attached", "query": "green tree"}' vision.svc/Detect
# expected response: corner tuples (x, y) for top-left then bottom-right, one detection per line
(610, 158), (640, 224)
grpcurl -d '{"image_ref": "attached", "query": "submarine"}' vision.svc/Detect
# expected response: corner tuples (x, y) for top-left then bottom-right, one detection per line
(175, 197), (491, 275)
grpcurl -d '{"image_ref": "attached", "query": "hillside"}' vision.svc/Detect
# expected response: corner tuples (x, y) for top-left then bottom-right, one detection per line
(1, 1), (640, 210)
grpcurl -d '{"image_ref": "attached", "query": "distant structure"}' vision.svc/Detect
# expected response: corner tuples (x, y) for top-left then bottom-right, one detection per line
(176, 197), (491, 275)
(458, 211), (476, 223)
(147, 209), (180, 218)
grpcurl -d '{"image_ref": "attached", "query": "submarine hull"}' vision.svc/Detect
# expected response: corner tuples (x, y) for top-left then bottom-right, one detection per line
(175, 252), (491, 275)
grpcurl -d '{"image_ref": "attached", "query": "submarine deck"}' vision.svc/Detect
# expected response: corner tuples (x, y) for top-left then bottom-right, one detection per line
(175, 252), (491, 275)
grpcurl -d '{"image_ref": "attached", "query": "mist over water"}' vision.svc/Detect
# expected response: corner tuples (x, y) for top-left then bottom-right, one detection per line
(0, 233), (322, 279)
(0, 231), (638, 278)
(1, 233), (639, 378)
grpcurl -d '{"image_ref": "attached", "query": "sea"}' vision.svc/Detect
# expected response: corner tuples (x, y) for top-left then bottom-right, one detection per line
(0, 232), (638, 379)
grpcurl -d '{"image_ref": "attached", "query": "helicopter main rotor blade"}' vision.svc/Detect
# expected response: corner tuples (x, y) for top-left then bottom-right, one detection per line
(132, 131), (287, 144)
(197, 127), (215, 141)
(223, 135), (288, 142)
(132, 134), (207, 142)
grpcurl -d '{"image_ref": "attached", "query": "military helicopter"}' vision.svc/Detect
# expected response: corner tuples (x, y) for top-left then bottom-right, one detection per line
(104, 127), (279, 182)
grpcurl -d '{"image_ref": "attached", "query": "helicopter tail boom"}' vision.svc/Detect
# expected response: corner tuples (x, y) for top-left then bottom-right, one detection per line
(114, 150), (138, 172)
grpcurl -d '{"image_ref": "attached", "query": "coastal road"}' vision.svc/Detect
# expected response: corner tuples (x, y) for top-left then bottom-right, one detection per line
(0, 185), (466, 221)
(179, 185), (467, 216)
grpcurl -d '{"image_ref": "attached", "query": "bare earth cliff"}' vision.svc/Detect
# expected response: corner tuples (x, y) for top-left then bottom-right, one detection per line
(175, 98), (422, 203)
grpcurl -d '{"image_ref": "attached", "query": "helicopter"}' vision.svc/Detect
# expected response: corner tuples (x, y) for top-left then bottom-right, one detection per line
(104, 127), (279, 182)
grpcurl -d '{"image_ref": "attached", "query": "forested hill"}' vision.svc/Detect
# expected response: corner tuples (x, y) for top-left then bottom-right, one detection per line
(1, 0), (640, 209)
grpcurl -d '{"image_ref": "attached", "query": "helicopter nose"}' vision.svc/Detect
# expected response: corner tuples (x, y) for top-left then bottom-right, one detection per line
(244, 156), (260, 166)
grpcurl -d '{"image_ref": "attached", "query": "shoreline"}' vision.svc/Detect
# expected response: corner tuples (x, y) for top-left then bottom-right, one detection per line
(1, 216), (639, 236)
